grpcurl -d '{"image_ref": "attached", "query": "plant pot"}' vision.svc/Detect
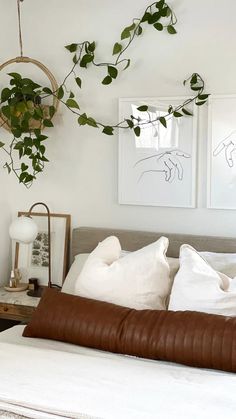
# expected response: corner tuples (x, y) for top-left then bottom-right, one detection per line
(0, 104), (51, 132)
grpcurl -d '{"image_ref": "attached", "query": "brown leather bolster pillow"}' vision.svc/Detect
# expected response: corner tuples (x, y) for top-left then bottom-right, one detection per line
(23, 288), (236, 373)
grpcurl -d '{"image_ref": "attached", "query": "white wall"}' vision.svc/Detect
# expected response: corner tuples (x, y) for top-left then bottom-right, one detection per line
(0, 0), (236, 282)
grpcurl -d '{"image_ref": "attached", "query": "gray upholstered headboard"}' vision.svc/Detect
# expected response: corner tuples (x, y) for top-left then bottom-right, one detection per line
(72, 227), (236, 259)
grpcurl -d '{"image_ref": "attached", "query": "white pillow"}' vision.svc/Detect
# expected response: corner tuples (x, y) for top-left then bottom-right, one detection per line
(201, 251), (236, 278)
(168, 244), (236, 316)
(74, 236), (170, 310)
(62, 254), (89, 294)
(62, 251), (130, 295)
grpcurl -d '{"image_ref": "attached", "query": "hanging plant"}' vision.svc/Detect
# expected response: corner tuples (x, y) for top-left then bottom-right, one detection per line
(0, 0), (209, 187)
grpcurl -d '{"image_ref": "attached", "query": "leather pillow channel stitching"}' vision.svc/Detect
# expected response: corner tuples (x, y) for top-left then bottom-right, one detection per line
(23, 288), (236, 373)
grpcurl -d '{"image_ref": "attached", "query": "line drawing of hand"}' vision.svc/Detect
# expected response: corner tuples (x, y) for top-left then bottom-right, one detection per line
(213, 130), (236, 168)
(134, 149), (190, 183)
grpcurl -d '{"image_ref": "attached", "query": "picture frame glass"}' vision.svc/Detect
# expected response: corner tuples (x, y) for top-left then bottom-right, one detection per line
(119, 97), (198, 208)
(15, 213), (70, 287)
(207, 95), (236, 209)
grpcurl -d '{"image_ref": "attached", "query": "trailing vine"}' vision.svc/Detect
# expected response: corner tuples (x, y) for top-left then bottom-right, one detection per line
(0, 0), (209, 187)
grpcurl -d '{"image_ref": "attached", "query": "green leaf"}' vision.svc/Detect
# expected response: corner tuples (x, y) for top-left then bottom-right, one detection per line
(173, 111), (183, 117)
(80, 54), (94, 68)
(154, 22), (163, 31)
(1, 105), (11, 118)
(127, 23), (136, 31)
(65, 43), (78, 53)
(88, 41), (96, 53)
(123, 59), (131, 70)
(43, 87), (52, 95)
(160, 6), (169, 17)
(126, 119), (134, 128)
(69, 91), (75, 98)
(141, 12), (151, 23)
(78, 113), (88, 126)
(137, 105), (148, 112)
(43, 119), (54, 127)
(137, 26), (143, 36)
(39, 155), (49, 162)
(87, 117), (98, 128)
(8, 72), (22, 80)
(191, 74), (198, 84)
(21, 163), (28, 172)
(102, 75), (112, 85)
(19, 172), (27, 183)
(4, 163), (11, 174)
(121, 28), (131, 40)
(134, 126), (141, 137)
(103, 126), (114, 135)
(148, 12), (162, 24)
(12, 129), (22, 138)
(191, 86), (202, 91)
(14, 141), (24, 150)
(182, 108), (193, 116)
(113, 42), (122, 55)
(73, 54), (78, 64)
(23, 137), (33, 147)
(196, 101), (207, 106)
(0, 141), (5, 148)
(39, 145), (46, 154)
(66, 98), (80, 109)
(37, 134), (48, 141)
(57, 86), (64, 100)
(167, 25), (177, 34)
(166, 6), (171, 17)
(198, 94), (210, 100)
(1, 88), (11, 102)
(21, 85), (34, 95)
(159, 116), (167, 127)
(75, 77), (82, 88)
(49, 106), (56, 118)
(108, 66), (118, 79)
(156, 0), (165, 9)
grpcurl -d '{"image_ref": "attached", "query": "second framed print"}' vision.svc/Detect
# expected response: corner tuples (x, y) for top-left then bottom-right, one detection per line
(119, 97), (198, 208)
(207, 95), (236, 209)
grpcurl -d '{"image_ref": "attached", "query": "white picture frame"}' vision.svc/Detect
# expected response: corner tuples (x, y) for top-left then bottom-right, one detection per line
(207, 95), (236, 209)
(118, 97), (198, 208)
(14, 212), (71, 287)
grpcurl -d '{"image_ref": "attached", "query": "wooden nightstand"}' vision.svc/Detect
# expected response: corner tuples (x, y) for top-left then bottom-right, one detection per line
(0, 288), (39, 323)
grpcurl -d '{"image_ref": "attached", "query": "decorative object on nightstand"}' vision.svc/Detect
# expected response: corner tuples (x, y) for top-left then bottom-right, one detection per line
(4, 269), (28, 292)
(9, 204), (71, 294)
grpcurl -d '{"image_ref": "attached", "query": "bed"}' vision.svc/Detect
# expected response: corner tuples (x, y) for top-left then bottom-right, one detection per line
(0, 227), (236, 419)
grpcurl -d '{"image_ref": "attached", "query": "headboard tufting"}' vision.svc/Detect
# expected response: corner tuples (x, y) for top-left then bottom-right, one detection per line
(72, 227), (236, 259)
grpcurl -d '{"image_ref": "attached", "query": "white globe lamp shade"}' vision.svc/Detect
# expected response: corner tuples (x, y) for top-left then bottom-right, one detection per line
(9, 216), (38, 244)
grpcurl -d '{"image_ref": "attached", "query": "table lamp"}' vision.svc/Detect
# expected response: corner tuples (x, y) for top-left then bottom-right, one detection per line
(9, 202), (52, 295)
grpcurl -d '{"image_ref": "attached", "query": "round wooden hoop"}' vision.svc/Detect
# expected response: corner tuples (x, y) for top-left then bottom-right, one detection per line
(0, 56), (59, 132)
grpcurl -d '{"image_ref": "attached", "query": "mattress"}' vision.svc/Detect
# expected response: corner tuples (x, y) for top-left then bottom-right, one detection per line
(0, 326), (236, 419)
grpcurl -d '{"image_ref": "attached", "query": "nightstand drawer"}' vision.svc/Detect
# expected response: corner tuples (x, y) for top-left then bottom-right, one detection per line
(0, 303), (36, 321)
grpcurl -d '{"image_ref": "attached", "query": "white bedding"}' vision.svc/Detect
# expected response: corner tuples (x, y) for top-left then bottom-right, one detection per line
(0, 326), (236, 419)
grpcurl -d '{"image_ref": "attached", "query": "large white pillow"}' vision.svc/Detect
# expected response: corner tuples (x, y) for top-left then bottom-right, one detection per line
(62, 254), (89, 294)
(168, 244), (236, 316)
(74, 236), (170, 310)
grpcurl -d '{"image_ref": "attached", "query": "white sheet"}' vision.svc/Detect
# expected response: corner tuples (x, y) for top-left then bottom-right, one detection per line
(0, 326), (236, 419)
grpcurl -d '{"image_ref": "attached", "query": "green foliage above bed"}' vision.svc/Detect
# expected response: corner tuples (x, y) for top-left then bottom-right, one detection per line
(0, 0), (209, 186)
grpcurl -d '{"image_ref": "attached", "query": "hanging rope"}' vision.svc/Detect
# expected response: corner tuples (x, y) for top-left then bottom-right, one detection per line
(17, 0), (24, 56)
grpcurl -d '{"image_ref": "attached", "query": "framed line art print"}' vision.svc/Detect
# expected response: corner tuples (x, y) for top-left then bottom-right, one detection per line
(14, 212), (71, 287)
(207, 95), (236, 209)
(118, 97), (198, 208)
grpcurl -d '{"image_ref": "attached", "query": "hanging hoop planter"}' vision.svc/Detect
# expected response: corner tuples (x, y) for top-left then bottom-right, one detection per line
(0, 56), (59, 132)
(0, 0), (59, 133)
